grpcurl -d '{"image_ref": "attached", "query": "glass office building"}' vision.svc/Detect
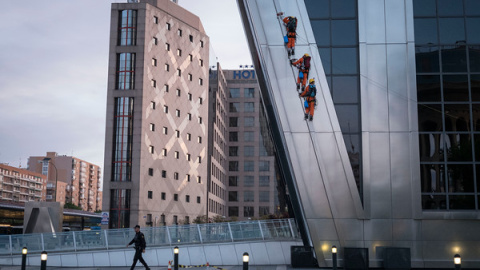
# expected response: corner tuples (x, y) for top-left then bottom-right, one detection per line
(238, 0), (480, 268)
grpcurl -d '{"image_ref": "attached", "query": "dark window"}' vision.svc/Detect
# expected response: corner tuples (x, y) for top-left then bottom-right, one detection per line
(229, 146), (238, 156)
(230, 117), (238, 127)
(244, 191), (254, 202)
(228, 206), (239, 217)
(229, 102), (240, 112)
(197, 196), (201, 203)
(228, 191), (238, 202)
(229, 132), (238, 142)
(244, 206), (254, 217)
(148, 168), (153, 176)
(186, 195), (190, 202)
(189, 35), (193, 42)
(162, 170), (166, 178)
(161, 192), (166, 200)
(229, 161), (239, 171)
(174, 194), (178, 201)
(109, 189), (131, 229)
(148, 191), (153, 199)
(229, 176), (238, 186)
(259, 176), (269, 187)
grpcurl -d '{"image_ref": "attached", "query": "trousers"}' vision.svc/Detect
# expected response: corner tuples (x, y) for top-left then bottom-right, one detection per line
(131, 247), (149, 270)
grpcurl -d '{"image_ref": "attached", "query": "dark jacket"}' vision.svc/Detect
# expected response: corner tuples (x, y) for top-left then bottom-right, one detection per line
(129, 231), (146, 250)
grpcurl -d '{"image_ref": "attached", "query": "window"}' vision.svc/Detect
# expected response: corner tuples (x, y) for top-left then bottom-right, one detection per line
(188, 113), (192, 120)
(118, 10), (137, 46)
(178, 29), (182, 36)
(229, 207), (239, 217)
(198, 117), (202, 124)
(259, 191), (269, 202)
(229, 146), (238, 156)
(200, 40), (204, 48)
(186, 154), (191, 161)
(229, 88), (240, 98)
(175, 130), (180, 138)
(149, 145), (154, 154)
(244, 131), (254, 142)
(148, 168), (154, 176)
(244, 88), (255, 98)
(164, 105), (168, 113)
(149, 123), (155, 131)
(116, 53), (135, 90)
(185, 216), (190, 224)
(187, 133), (191, 141)
(152, 58), (157, 66)
(165, 63), (169, 71)
(173, 215), (178, 225)
(148, 191), (153, 199)
(229, 102), (240, 112)
(244, 175), (254, 187)
(188, 93), (192, 101)
(188, 73), (192, 81)
(244, 206), (254, 217)
(186, 174), (191, 182)
(229, 117), (238, 127)
(162, 170), (166, 178)
(259, 176), (269, 187)
(150, 101), (156, 109)
(244, 117), (254, 127)
(198, 136), (202, 143)
(174, 194), (178, 201)
(166, 22), (171, 30)
(189, 54), (193, 61)
(244, 191), (254, 202)
(165, 43), (170, 51)
(197, 176), (202, 183)
(199, 78), (203, 85)
(186, 195), (190, 202)
(161, 192), (166, 200)
(174, 151), (179, 159)
(163, 126), (168, 134)
(162, 148), (167, 156)
(151, 79), (156, 88)
(189, 34), (193, 42)
(199, 59), (203, 66)
(229, 176), (238, 186)
(176, 89), (181, 96)
(244, 146), (254, 156)
(244, 102), (254, 112)
(229, 132), (238, 142)
(229, 161), (239, 171)
(197, 196), (201, 203)
(177, 69), (181, 76)
(259, 206), (269, 216)
(259, 161), (270, 171)
(153, 16), (158, 24)
(175, 109), (180, 117)
(164, 84), (169, 92)
(244, 161), (254, 171)
(199, 97), (203, 104)
(198, 156), (202, 163)
(229, 191), (238, 202)
(153, 37), (158, 45)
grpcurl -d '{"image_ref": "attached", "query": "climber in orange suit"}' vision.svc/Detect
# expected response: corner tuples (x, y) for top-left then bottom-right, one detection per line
(291, 53), (311, 91)
(283, 16), (297, 57)
(299, 78), (317, 121)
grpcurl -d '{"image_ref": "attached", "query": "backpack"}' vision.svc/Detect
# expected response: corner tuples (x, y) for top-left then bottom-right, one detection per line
(307, 84), (316, 97)
(287, 17), (296, 32)
(304, 56), (311, 69)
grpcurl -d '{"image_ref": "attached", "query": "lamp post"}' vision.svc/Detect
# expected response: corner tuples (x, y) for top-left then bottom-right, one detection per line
(454, 254), (461, 270)
(21, 247), (27, 270)
(42, 157), (58, 202)
(40, 251), (47, 270)
(174, 246), (179, 270)
(332, 245), (337, 270)
(243, 252), (249, 270)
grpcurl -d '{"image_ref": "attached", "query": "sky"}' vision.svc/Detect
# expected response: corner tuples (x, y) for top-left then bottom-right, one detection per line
(0, 0), (251, 172)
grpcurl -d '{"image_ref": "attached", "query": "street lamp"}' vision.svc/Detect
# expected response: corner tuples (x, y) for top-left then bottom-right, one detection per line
(174, 246), (179, 270)
(40, 251), (48, 270)
(243, 252), (249, 270)
(42, 158), (58, 202)
(332, 245), (337, 270)
(454, 254), (461, 270)
(21, 247), (27, 270)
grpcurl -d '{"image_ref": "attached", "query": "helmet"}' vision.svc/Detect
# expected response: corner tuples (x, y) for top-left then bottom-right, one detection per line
(309, 78), (315, 84)
(304, 53), (310, 57)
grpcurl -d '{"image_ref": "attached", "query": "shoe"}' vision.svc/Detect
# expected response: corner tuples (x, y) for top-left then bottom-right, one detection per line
(288, 50), (291, 57)
(296, 83), (300, 90)
(292, 49), (295, 55)
(304, 114), (308, 120)
(309, 115), (313, 121)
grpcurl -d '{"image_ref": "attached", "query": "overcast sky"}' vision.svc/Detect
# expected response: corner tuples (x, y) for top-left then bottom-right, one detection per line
(0, 0), (250, 172)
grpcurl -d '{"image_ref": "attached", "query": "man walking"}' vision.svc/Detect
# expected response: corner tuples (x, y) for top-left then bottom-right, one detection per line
(127, 225), (151, 270)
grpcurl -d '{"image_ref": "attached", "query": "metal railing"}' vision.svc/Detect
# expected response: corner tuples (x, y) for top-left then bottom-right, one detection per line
(0, 219), (299, 255)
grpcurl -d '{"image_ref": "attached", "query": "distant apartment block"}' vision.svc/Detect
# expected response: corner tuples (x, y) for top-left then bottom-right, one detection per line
(0, 164), (46, 203)
(28, 152), (102, 212)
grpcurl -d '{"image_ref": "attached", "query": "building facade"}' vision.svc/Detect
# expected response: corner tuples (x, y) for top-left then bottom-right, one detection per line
(28, 152), (102, 212)
(0, 164), (46, 203)
(103, 0), (209, 228)
(238, 0), (480, 267)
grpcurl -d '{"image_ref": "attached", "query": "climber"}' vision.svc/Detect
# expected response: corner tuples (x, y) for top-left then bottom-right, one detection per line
(299, 78), (317, 121)
(291, 53), (311, 91)
(283, 16), (297, 57)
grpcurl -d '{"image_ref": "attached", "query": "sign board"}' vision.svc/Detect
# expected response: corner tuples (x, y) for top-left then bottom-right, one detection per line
(101, 212), (109, 225)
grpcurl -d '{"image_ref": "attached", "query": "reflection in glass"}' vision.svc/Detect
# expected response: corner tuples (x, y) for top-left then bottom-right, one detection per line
(420, 164), (445, 192)
(466, 18), (480, 44)
(112, 97), (134, 182)
(332, 48), (358, 74)
(472, 75), (480, 101)
(445, 133), (472, 161)
(437, 0), (463, 16)
(118, 10), (137, 46)
(422, 195), (447, 210)
(229, 102), (240, 112)
(438, 18), (465, 44)
(413, 0), (436, 17)
(465, 0), (480, 16)
(414, 18), (438, 44)
(319, 48), (331, 74)
(417, 75), (441, 102)
(331, 20), (357, 46)
(444, 104), (470, 132)
(442, 46), (467, 72)
(244, 176), (254, 187)
(343, 134), (361, 191)
(311, 20), (330, 47)
(335, 104), (359, 133)
(109, 189), (131, 228)
(244, 102), (255, 112)
(331, 0), (356, 18)
(415, 46), (440, 73)
(332, 76), (358, 103)
(443, 75), (468, 102)
(447, 164), (474, 192)
(229, 88), (240, 98)
(304, 0), (329, 19)
(448, 195), (476, 210)
(470, 46), (480, 73)
(116, 53), (135, 90)
(419, 133), (444, 162)
(418, 104), (442, 132)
